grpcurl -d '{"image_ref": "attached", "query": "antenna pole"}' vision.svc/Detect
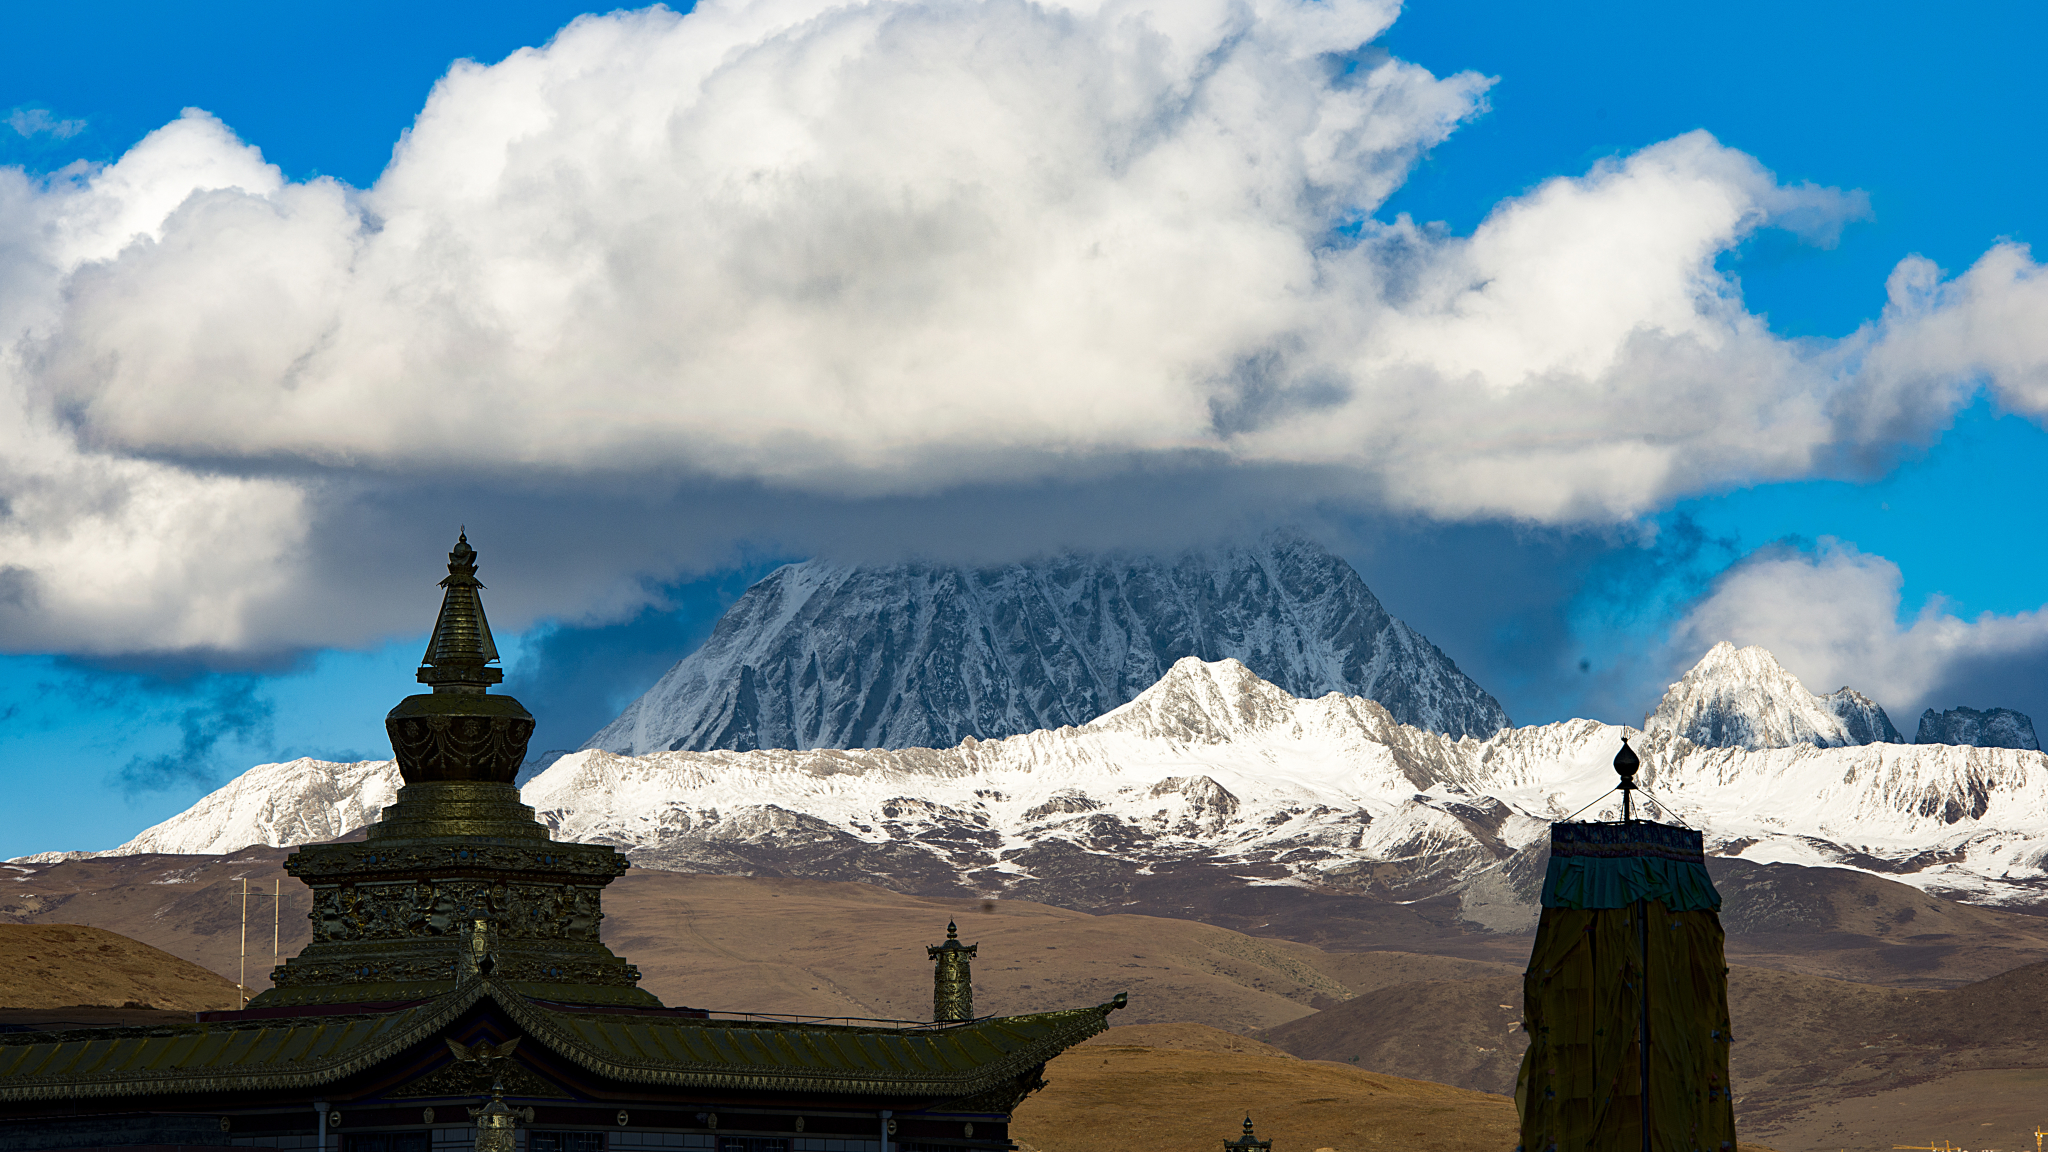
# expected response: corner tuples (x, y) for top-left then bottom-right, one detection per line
(1638, 897), (1650, 1152)
(239, 878), (248, 1007)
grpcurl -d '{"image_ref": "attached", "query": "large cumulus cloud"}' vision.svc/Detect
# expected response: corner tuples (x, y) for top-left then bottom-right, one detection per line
(4, 0), (2047, 656)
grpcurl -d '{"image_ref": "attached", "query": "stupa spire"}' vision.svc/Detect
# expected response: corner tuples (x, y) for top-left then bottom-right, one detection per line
(418, 530), (502, 692)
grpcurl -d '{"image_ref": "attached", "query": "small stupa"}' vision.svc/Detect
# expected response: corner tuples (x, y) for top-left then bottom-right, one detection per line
(254, 531), (655, 1008)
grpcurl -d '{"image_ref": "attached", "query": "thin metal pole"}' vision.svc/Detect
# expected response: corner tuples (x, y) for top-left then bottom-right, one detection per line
(1638, 897), (1650, 1152)
(272, 878), (280, 971)
(239, 879), (248, 1007)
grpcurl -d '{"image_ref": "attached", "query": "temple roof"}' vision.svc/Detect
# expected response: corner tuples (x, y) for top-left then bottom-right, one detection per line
(0, 976), (1124, 1103)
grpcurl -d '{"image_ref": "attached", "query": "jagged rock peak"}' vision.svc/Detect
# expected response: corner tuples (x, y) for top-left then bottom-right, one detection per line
(1822, 686), (1905, 745)
(1644, 642), (1902, 750)
(1917, 706), (2041, 750)
(584, 532), (1510, 754)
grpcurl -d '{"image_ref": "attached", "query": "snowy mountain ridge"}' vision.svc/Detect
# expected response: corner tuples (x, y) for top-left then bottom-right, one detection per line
(66, 655), (2048, 922)
(584, 533), (1511, 755)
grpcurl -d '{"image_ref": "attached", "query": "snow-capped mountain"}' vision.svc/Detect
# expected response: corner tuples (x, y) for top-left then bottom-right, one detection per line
(1642, 642), (1903, 749)
(82, 656), (2048, 921)
(584, 532), (1510, 755)
(1917, 706), (2041, 751)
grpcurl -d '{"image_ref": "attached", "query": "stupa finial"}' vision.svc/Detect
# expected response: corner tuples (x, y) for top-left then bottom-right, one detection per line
(418, 530), (501, 692)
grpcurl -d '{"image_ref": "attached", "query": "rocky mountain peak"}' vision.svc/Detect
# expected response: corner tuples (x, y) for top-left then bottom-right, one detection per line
(1821, 687), (1905, 745)
(1644, 642), (1901, 750)
(1917, 706), (2041, 751)
(1089, 657), (1305, 743)
(583, 533), (1509, 755)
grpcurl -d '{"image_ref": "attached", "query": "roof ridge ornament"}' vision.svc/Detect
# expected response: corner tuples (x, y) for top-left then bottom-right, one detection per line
(1225, 1114), (1272, 1152)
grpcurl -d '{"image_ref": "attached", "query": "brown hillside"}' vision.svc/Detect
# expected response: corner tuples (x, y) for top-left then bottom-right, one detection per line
(601, 872), (1345, 1030)
(1012, 1032), (1519, 1152)
(1257, 958), (2048, 1152)
(0, 848), (305, 993)
(1080, 1021), (1296, 1059)
(1712, 859), (2048, 987)
(0, 924), (242, 1011)
(1025, 1028), (1785, 1152)
(13, 850), (2048, 995)
(1257, 974), (1526, 1094)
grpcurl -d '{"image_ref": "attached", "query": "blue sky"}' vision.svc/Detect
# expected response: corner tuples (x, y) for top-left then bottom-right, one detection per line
(2, 0), (2044, 857)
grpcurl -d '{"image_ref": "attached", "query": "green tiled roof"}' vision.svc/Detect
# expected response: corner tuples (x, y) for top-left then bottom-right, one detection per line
(0, 978), (1123, 1103)
(502, 995), (1121, 1096)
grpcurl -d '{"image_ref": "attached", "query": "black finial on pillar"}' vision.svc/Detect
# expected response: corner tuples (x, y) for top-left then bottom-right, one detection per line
(1614, 735), (1641, 822)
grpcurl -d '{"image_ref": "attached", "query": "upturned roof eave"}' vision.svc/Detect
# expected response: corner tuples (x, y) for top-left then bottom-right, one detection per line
(0, 978), (1123, 1104)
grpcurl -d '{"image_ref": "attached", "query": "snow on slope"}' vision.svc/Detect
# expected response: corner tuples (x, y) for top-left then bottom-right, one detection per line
(583, 532), (1511, 755)
(51, 658), (2048, 917)
(108, 758), (401, 856)
(1643, 642), (1903, 749)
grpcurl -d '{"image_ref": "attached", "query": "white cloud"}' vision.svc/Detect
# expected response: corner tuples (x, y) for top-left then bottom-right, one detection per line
(6, 108), (87, 141)
(1671, 541), (2048, 712)
(0, 112), (305, 654)
(0, 0), (2044, 655)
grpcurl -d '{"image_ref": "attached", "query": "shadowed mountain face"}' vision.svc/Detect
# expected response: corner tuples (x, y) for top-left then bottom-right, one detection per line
(1916, 705), (2040, 750)
(584, 533), (1510, 755)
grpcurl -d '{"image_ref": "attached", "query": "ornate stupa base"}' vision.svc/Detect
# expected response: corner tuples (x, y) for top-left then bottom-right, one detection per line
(254, 781), (656, 1009)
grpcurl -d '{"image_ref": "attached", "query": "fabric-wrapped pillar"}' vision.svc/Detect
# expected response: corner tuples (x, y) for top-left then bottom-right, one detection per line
(928, 921), (978, 1022)
(1515, 820), (1737, 1152)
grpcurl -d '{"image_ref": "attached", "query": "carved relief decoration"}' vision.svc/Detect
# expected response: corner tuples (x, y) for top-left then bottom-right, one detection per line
(303, 881), (608, 944)
(389, 1059), (571, 1100)
(386, 713), (535, 781)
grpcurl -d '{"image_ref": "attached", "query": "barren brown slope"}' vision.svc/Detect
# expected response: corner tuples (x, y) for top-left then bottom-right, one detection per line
(1725, 958), (2048, 1144)
(1743, 1068), (2048, 1152)
(1257, 957), (2048, 1151)
(1080, 1021), (1297, 1058)
(1712, 858), (2048, 987)
(602, 871), (1348, 1029)
(1012, 1030), (1519, 1152)
(2, 854), (1354, 1026)
(1257, 974), (1527, 1094)
(0, 924), (242, 1010)
(0, 849), (305, 994)
(16, 846), (2048, 997)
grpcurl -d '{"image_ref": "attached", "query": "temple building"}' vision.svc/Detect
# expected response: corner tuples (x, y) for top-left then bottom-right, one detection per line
(0, 535), (1123, 1152)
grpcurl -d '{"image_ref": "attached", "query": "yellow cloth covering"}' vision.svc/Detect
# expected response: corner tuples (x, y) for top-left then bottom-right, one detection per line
(1515, 901), (1737, 1152)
